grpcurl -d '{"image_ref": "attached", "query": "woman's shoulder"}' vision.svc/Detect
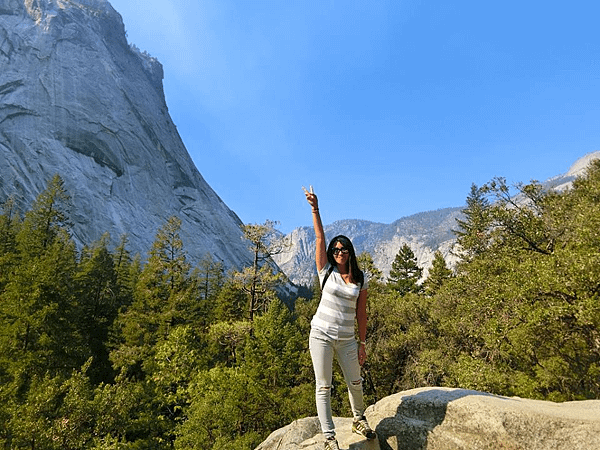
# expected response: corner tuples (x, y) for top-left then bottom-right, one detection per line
(318, 262), (334, 276)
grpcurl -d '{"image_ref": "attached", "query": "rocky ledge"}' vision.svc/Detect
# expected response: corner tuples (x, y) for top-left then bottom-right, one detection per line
(256, 387), (600, 450)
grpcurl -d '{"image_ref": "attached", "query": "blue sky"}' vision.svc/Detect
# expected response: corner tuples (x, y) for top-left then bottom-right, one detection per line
(108, 0), (599, 233)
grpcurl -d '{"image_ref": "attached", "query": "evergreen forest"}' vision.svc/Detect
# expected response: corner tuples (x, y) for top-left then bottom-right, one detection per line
(1, 161), (600, 449)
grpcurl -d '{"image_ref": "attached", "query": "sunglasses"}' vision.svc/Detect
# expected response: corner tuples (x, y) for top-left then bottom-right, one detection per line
(332, 247), (349, 255)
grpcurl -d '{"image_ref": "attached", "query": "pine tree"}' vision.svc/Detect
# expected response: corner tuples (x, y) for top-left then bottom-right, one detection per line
(16, 174), (73, 257)
(73, 235), (120, 383)
(0, 175), (81, 383)
(239, 220), (289, 321)
(213, 279), (248, 322)
(112, 233), (137, 310)
(408, 162), (600, 400)
(422, 251), (453, 296)
(110, 216), (194, 378)
(195, 253), (225, 325)
(145, 215), (190, 295)
(357, 251), (383, 284)
(454, 183), (492, 261)
(197, 252), (225, 302)
(0, 196), (20, 291)
(233, 264), (285, 322)
(387, 243), (422, 296)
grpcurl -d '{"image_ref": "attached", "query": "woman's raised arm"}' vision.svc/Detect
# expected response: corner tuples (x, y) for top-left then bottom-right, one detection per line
(303, 186), (327, 271)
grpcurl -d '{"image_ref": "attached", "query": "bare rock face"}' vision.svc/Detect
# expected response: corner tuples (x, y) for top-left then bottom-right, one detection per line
(256, 387), (600, 450)
(0, 0), (251, 268)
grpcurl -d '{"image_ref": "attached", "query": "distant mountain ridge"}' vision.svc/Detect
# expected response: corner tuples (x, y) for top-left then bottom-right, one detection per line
(274, 207), (463, 287)
(274, 151), (600, 287)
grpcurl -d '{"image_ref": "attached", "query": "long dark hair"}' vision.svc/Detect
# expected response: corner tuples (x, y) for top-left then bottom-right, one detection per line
(326, 235), (364, 287)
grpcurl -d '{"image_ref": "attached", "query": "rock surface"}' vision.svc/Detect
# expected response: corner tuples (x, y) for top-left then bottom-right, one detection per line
(256, 417), (380, 450)
(0, 0), (252, 268)
(256, 387), (600, 450)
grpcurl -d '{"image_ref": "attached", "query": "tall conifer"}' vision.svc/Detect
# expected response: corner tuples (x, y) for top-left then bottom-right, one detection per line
(387, 244), (422, 296)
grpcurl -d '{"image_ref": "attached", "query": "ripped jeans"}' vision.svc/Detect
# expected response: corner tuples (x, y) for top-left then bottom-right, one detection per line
(309, 328), (365, 439)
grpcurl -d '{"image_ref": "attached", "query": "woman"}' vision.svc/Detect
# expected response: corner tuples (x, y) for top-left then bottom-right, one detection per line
(304, 186), (376, 450)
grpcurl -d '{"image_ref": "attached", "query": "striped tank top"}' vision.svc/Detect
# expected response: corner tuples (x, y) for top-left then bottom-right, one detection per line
(311, 262), (368, 340)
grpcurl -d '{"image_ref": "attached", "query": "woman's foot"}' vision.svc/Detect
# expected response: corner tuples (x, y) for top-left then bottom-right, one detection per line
(352, 415), (376, 440)
(324, 436), (340, 450)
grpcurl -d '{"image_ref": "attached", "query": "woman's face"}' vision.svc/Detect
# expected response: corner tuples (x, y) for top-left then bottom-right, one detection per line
(332, 241), (350, 266)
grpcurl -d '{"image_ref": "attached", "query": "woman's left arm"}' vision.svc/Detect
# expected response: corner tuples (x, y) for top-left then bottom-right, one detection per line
(356, 288), (368, 366)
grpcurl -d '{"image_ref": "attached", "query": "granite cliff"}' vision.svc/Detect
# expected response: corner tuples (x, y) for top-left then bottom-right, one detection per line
(0, 0), (252, 268)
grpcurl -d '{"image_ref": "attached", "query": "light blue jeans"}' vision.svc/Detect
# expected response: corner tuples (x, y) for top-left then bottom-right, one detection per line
(309, 328), (365, 439)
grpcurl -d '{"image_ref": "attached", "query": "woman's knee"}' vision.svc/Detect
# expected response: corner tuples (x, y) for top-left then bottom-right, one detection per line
(315, 383), (332, 399)
(348, 377), (363, 392)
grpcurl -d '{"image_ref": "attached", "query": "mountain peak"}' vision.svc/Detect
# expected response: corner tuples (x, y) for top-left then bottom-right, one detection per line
(566, 150), (600, 177)
(18, 0), (120, 25)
